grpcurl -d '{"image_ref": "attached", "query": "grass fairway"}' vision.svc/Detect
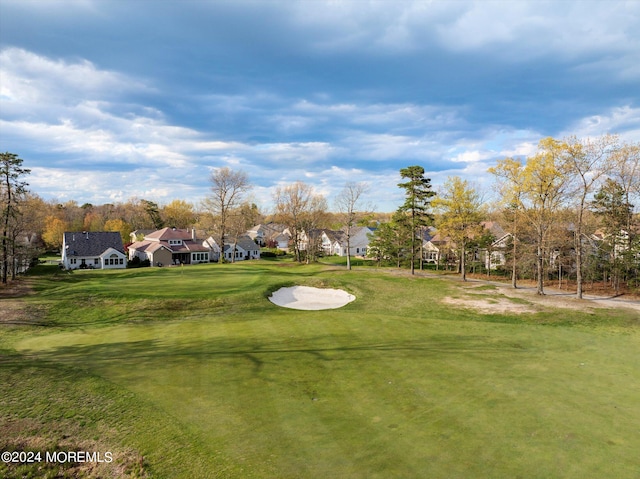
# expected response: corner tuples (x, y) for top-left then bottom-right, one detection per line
(1, 261), (640, 478)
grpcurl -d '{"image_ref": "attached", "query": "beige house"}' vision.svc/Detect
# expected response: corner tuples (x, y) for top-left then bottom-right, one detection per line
(129, 227), (210, 266)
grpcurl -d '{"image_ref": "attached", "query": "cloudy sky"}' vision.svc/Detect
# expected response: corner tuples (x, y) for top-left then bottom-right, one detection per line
(1, 0), (639, 212)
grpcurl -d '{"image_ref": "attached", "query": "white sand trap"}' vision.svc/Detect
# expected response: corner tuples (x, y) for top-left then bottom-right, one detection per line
(269, 286), (356, 310)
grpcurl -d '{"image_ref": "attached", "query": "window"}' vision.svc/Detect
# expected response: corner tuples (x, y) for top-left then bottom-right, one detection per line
(94, 259), (99, 265)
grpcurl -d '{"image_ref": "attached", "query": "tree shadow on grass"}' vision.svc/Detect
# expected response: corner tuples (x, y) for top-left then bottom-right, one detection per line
(11, 335), (530, 379)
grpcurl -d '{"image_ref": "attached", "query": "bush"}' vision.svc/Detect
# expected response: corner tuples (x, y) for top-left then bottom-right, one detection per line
(127, 257), (150, 268)
(261, 248), (286, 257)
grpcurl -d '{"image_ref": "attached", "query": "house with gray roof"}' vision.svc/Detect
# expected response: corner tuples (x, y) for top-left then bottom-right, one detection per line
(62, 231), (127, 270)
(315, 227), (375, 257)
(204, 235), (261, 262)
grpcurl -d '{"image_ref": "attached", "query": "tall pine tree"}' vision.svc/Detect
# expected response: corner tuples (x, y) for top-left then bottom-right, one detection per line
(397, 166), (435, 275)
(1, 152), (31, 284)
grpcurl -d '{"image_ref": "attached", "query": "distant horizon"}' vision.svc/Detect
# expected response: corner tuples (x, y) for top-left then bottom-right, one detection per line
(2, 0), (638, 212)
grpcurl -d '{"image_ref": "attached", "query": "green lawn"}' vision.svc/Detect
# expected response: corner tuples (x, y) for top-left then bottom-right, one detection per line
(1, 261), (639, 478)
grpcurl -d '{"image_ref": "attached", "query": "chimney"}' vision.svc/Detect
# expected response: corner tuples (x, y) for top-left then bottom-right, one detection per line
(192, 228), (196, 241)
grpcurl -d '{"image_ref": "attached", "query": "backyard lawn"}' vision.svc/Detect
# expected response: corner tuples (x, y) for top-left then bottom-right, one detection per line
(1, 261), (639, 478)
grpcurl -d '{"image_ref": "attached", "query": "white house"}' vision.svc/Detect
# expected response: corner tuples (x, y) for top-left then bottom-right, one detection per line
(349, 226), (375, 257)
(315, 227), (375, 257)
(485, 232), (512, 269)
(62, 232), (127, 270)
(247, 223), (290, 248)
(203, 235), (261, 262)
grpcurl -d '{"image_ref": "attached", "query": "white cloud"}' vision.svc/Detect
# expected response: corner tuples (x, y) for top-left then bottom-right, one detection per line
(563, 106), (640, 142)
(0, 47), (149, 107)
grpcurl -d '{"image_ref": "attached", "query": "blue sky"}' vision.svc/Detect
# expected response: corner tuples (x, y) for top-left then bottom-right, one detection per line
(1, 0), (639, 212)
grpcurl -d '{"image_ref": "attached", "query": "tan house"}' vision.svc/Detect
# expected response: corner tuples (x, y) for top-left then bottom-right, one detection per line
(129, 227), (210, 266)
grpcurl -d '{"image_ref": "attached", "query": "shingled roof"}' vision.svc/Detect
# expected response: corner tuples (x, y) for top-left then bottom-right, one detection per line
(64, 232), (125, 257)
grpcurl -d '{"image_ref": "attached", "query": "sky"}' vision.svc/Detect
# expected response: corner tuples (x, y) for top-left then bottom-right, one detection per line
(1, 0), (639, 213)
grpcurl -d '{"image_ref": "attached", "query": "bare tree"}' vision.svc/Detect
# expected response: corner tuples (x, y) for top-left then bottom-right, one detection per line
(563, 134), (617, 299)
(334, 182), (372, 270)
(300, 195), (329, 264)
(203, 167), (251, 263)
(273, 181), (326, 263)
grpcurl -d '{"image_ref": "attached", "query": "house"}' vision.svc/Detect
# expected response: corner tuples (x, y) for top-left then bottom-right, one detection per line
(129, 227), (210, 266)
(320, 230), (347, 256)
(62, 231), (127, 270)
(204, 235), (261, 262)
(247, 223), (290, 248)
(422, 230), (451, 264)
(349, 226), (375, 257)
(480, 221), (512, 270)
(485, 232), (513, 270)
(314, 227), (375, 257)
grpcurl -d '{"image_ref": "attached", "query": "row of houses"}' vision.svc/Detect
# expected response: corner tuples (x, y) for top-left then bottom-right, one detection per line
(61, 228), (262, 270)
(60, 223), (378, 270)
(247, 223), (375, 257)
(60, 220), (635, 271)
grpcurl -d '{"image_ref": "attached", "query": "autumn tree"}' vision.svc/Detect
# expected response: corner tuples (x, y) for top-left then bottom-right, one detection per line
(55, 201), (84, 232)
(83, 209), (104, 231)
(42, 216), (68, 250)
(609, 141), (640, 250)
(203, 167), (251, 263)
(1, 152), (31, 284)
(334, 181), (372, 270)
(489, 158), (526, 288)
(522, 138), (571, 295)
(162, 199), (196, 229)
(121, 198), (157, 230)
(104, 218), (132, 245)
(397, 166), (436, 274)
(432, 176), (484, 281)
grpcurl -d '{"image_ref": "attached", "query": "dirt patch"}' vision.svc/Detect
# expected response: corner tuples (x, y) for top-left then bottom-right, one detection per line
(0, 301), (47, 325)
(441, 296), (538, 315)
(495, 285), (640, 313)
(0, 278), (35, 298)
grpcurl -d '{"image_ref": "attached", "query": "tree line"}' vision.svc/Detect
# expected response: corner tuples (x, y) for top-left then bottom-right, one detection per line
(2, 134), (639, 295)
(0, 156), (374, 281)
(369, 135), (639, 297)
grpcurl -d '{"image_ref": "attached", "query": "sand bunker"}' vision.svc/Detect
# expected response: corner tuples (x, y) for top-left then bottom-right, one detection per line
(269, 286), (356, 310)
